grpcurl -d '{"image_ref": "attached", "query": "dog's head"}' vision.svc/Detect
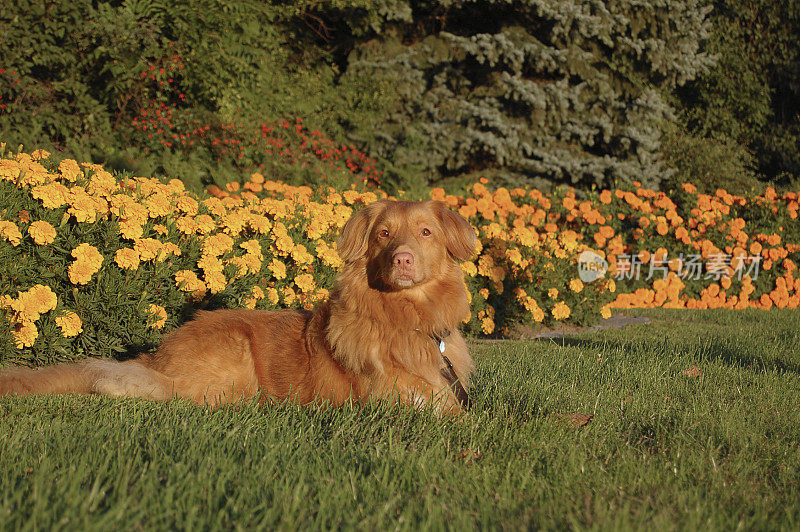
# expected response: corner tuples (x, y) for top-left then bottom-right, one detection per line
(337, 200), (476, 291)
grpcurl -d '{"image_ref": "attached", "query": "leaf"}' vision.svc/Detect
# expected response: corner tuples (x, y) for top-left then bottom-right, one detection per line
(555, 413), (594, 428)
(456, 449), (482, 463)
(682, 365), (702, 378)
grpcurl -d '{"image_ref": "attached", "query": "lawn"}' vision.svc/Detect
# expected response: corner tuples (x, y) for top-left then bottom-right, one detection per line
(1, 309), (799, 530)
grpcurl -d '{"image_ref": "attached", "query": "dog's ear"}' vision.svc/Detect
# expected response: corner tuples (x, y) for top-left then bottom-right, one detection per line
(433, 201), (476, 261)
(337, 201), (388, 263)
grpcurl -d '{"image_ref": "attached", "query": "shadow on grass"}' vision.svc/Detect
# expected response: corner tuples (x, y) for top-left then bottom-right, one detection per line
(533, 335), (800, 376)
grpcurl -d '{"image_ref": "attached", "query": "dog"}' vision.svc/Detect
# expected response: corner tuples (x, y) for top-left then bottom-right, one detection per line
(0, 200), (476, 414)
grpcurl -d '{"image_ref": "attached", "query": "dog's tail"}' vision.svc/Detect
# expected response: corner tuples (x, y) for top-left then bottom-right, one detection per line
(0, 361), (96, 396)
(0, 358), (171, 400)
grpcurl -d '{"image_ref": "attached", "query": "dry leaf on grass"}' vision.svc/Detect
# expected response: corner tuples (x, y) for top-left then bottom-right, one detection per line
(555, 413), (594, 428)
(682, 365), (702, 378)
(456, 449), (483, 463)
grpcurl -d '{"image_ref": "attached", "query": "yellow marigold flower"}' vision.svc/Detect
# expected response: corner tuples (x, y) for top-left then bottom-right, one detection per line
(247, 213), (271, 234)
(87, 169), (117, 195)
(145, 193), (171, 218)
(176, 195), (199, 215)
(314, 241), (342, 269)
(461, 261), (477, 277)
(55, 311), (83, 337)
(201, 233), (234, 257)
(167, 178), (185, 194)
(68, 260), (97, 285)
(221, 212), (246, 235)
(271, 223), (295, 255)
(118, 220), (144, 240)
(481, 317), (495, 335)
(30, 149), (50, 160)
(601, 305), (612, 320)
(198, 254), (224, 273)
(58, 159), (82, 181)
(11, 284), (58, 322)
(205, 271), (227, 294)
(282, 286), (297, 305)
(72, 243), (103, 267)
(175, 270), (201, 290)
(195, 214), (215, 234)
(28, 220), (56, 245)
(266, 287), (280, 305)
(146, 304), (167, 329)
(203, 197), (227, 217)
(268, 258), (287, 280)
(552, 301), (571, 321)
(12, 321), (38, 348)
(478, 288), (490, 299)
(31, 182), (69, 208)
(27, 284), (58, 315)
(153, 224), (168, 236)
(291, 244), (314, 265)
(134, 238), (162, 261)
(175, 216), (198, 235)
(114, 248), (140, 270)
(506, 248), (523, 266)
(68, 244), (103, 285)
(294, 273), (316, 293)
(548, 288), (559, 299)
(0, 220), (22, 246)
(0, 158), (21, 181)
(569, 278), (584, 293)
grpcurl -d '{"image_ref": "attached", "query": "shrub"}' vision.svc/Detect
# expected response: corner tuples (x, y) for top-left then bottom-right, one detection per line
(1, 146), (798, 365)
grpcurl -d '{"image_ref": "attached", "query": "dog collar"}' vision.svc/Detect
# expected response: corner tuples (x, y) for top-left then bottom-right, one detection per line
(430, 330), (470, 409)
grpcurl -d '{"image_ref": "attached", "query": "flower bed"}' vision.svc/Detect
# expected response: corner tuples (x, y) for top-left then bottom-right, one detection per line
(1, 147), (797, 363)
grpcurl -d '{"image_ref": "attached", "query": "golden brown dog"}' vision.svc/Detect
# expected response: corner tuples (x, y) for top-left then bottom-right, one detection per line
(0, 200), (476, 414)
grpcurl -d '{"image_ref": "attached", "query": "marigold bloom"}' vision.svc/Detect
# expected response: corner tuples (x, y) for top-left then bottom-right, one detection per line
(294, 273), (316, 293)
(552, 301), (571, 320)
(55, 311), (83, 337)
(569, 278), (584, 293)
(268, 258), (287, 279)
(146, 304), (168, 329)
(0, 220), (22, 246)
(115, 248), (140, 270)
(12, 321), (38, 348)
(28, 220), (56, 245)
(134, 238), (163, 261)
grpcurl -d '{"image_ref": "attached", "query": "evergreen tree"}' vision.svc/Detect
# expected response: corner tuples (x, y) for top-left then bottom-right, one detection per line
(333, 0), (715, 190)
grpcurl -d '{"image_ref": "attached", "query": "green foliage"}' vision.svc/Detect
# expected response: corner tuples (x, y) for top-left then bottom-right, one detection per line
(676, 0), (800, 186)
(0, 0), (390, 190)
(659, 124), (762, 195)
(327, 0), (714, 190)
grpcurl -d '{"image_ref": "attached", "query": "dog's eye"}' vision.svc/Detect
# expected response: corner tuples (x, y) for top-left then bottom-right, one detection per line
(378, 229), (390, 238)
(421, 228), (431, 237)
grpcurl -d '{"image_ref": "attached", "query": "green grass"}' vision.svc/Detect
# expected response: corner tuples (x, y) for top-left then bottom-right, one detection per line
(1, 309), (799, 530)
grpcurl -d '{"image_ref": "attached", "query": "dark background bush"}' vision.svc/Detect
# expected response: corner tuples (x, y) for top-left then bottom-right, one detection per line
(2, 0), (798, 194)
